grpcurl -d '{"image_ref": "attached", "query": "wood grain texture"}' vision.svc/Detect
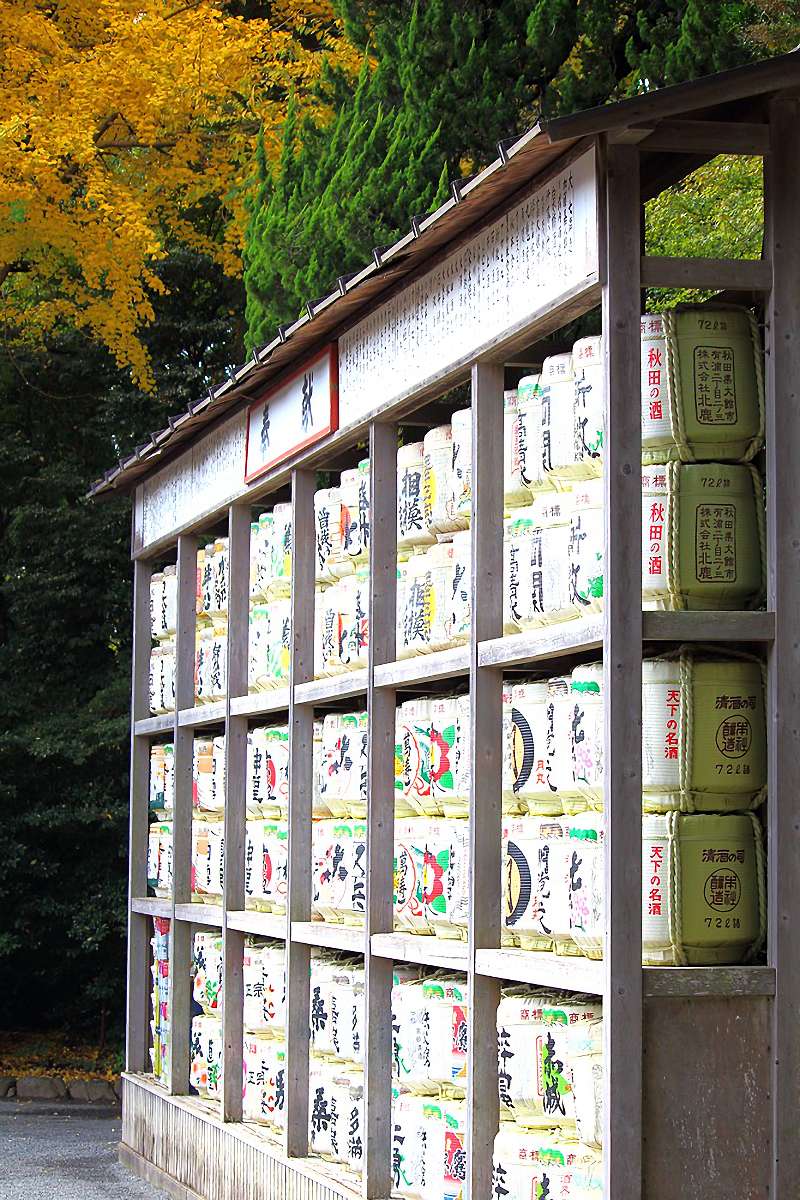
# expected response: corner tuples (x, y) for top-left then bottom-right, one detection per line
(370, 932), (469, 970)
(603, 141), (644, 1200)
(641, 255), (772, 292)
(638, 118), (770, 156)
(229, 687), (291, 717)
(765, 95), (800, 1200)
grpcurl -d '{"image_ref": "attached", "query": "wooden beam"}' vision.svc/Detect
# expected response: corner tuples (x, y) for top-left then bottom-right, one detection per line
(285, 468), (316, 1158)
(641, 256), (772, 292)
(466, 361), (505, 1200)
(126, 558), (153, 1074)
(638, 119), (770, 156)
(362, 421), (397, 1199)
(765, 94), (800, 1200)
(603, 140), (644, 1200)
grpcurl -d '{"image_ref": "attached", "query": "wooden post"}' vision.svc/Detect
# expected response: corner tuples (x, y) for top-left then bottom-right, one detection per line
(127, 558), (153, 1073)
(222, 503), (251, 1121)
(764, 94), (800, 1200)
(363, 422), (397, 1198)
(168, 533), (198, 1095)
(285, 468), (316, 1156)
(466, 361), (505, 1200)
(602, 140), (643, 1198)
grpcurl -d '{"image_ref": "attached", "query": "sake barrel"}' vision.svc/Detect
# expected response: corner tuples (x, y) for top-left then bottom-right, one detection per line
(423, 424), (461, 535)
(570, 664), (603, 808)
(192, 931), (223, 1015)
(315, 487), (348, 583)
(269, 502), (293, 598)
(391, 976), (468, 1094)
(422, 818), (469, 939)
(319, 712), (369, 818)
(492, 1128), (602, 1200)
(641, 307), (764, 464)
(549, 676), (585, 816)
(450, 407), (473, 526)
(642, 650), (766, 812)
(243, 1034), (286, 1130)
(209, 538), (229, 618)
(310, 953), (365, 1064)
(398, 442), (435, 549)
(250, 512), (272, 599)
(398, 548), (433, 658)
(393, 818), (430, 933)
(428, 541), (459, 652)
(540, 353), (575, 487)
(243, 938), (285, 1033)
(421, 1097), (467, 1200)
(505, 680), (561, 815)
(149, 644), (171, 714)
(642, 462), (764, 610)
(247, 725), (289, 818)
(315, 584), (339, 677)
(149, 743), (169, 813)
(150, 572), (165, 640)
(266, 598), (291, 687)
(392, 1092), (430, 1200)
(518, 373), (551, 496)
(502, 816), (574, 952)
(338, 569), (369, 672)
(340, 458), (371, 564)
(504, 389), (531, 510)
(262, 820), (288, 913)
(194, 625), (213, 702)
(449, 530), (471, 645)
(309, 1062), (364, 1172)
(394, 698), (433, 816)
(501, 682), (525, 815)
(147, 820), (173, 897)
(192, 735), (226, 813)
(311, 820), (367, 925)
(496, 991), (601, 1130)
(430, 695), (470, 817)
(568, 1017), (603, 1150)
(207, 624), (228, 702)
(569, 477), (604, 615)
(191, 817), (224, 900)
(572, 335), (604, 477)
(503, 495), (574, 632)
(190, 1014), (222, 1100)
(195, 546), (206, 616)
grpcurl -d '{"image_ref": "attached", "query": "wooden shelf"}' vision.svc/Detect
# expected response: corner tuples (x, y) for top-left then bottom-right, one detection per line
(134, 713), (175, 736)
(294, 670), (368, 706)
(230, 688), (291, 718)
(174, 902), (224, 927)
(131, 896), (173, 918)
(227, 910), (287, 939)
(642, 964), (776, 998)
(290, 921), (364, 953)
(177, 701), (227, 728)
(474, 947), (604, 993)
(642, 610), (775, 643)
(371, 932), (469, 971)
(479, 617), (603, 669)
(373, 646), (470, 690)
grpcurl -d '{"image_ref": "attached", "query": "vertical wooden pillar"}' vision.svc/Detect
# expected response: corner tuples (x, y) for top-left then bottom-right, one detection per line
(363, 422), (397, 1198)
(168, 532), (198, 1094)
(602, 140), (643, 1199)
(764, 95), (800, 1200)
(285, 468), (316, 1156)
(127, 558), (153, 1073)
(222, 503), (251, 1121)
(466, 361), (505, 1200)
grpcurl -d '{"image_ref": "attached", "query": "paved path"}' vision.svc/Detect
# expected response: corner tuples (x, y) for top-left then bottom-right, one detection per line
(0, 1106), (171, 1199)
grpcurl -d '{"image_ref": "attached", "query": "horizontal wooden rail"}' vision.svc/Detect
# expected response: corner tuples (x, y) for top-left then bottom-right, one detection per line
(642, 255), (772, 291)
(638, 119), (771, 157)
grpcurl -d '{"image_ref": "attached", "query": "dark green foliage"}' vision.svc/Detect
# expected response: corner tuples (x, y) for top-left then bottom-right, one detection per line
(244, 0), (762, 347)
(0, 252), (244, 1033)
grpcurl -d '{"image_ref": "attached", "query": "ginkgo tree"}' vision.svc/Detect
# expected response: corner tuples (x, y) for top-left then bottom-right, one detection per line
(0, 0), (359, 387)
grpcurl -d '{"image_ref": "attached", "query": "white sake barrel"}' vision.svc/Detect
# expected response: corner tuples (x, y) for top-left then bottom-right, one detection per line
(572, 335), (604, 476)
(311, 819), (367, 925)
(642, 651), (766, 812)
(568, 1017), (603, 1149)
(315, 584), (338, 677)
(398, 442), (435, 549)
(339, 458), (370, 564)
(243, 938), (285, 1033)
(194, 625), (213, 703)
(641, 307), (764, 464)
(503, 494), (574, 631)
(192, 735), (225, 813)
(244, 819), (288, 913)
(250, 512), (272, 600)
(207, 624), (227, 702)
(149, 743), (173, 813)
(147, 819), (173, 896)
(190, 1014), (222, 1100)
(505, 680), (560, 815)
(394, 699), (434, 816)
(641, 462), (764, 610)
(398, 548), (433, 658)
(248, 602), (269, 691)
(150, 572), (165, 640)
(430, 695), (470, 817)
(268, 502), (293, 598)
(391, 975), (468, 1094)
(315, 487), (348, 584)
(504, 388), (532, 510)
(198, 544), (213, 618)
(569, 477), (604, 614)
(308, 1061), (364, 1172)
(428, 540), (458, 651)
(421, 1097), (467, 1200)
(191, 817), (224, 900)
(422, 818), (469, 939)
(492, 1128), (602, 1200)
(339, 567), (369, 671)
(540, 352), (575, 486)
(549, 675), (585, 816)
(391, 1092), (430, 1200)
(393, 818), (430, 933)
(208, 537), (228, 619)
(496, 991), (601, 1130)
(265, 598), (291, 687)
(423, 424), (461, 535)
(192, 931), (223, 1015)
(502, 816), (573, 952)
(247, 725), (289, 818)
(501, 682), (524, 814)
(571, 663), (603, 808)
(451, 407), (472, 525)
(310, 952), (365, 1065)
(518, 373), (551, 496)
(243, 1033), (286, 1130)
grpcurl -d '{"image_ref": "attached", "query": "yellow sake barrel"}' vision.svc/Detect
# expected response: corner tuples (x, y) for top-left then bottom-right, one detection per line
(570, 663), (603, 807)
(571, 335), (604, 477)
(641, 307), (764, 464)
(451, 407), (473, 525)
(423, 424), (462, 535)
(642, 462), (764, 610)
(642, 650), (766, 812)
(569, 477), (604, 615)
(398, 442), (435, 549)
(540, 352), (576, 487)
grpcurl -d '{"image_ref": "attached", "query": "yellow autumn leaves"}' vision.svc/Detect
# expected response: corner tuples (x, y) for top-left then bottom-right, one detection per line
(0, 0), (360, 387)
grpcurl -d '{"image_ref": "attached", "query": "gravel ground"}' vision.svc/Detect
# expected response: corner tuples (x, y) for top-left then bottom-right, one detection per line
(0, 1106), (171, 1199)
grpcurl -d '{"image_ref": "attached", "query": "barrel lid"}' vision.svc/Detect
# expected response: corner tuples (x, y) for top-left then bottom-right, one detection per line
(541, 352), (574, 382)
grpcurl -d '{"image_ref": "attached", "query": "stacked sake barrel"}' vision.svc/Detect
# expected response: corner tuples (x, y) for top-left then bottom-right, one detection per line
(502, 650), (767, 965)
(150, 916), (171, 1085)
(191, 735), (226, 903)
(396, 423), (472, 659)
(391, 973), (469, 1200)
(196, 537), (229, 704)
(245, 725), (289, 913)
(147, 743), (174, 897)
(311, 712), (368, 924)
(242, 938), (286, 1133)
(307, 951), (367, 1176)
(502, 307), (766, 627)
(249, 503), (293, 691)
(190, 931), (223, 1102)
(149, 564), (177, 714)
(492, 990), (603, 1198)
(314, 461), (371, 677)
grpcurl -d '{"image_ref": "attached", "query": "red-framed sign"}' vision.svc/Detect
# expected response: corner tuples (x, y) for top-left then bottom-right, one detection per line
(244, 344), (339, 483)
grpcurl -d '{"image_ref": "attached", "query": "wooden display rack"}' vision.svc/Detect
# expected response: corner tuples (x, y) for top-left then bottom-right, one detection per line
(98, 51), (800, 1200)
